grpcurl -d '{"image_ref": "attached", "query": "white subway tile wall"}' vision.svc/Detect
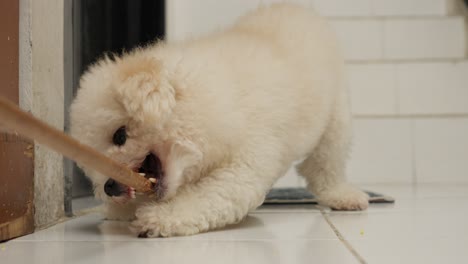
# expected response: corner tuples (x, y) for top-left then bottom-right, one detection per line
(349, 62), (468, 116)
(311, 0), (372, 17)
(347, 63), (397, 115)
(371, 0), (450, 16)
(383, 18), (465, 60)
(330, 17), (466, 61)
(413, 118), (468, 183)
(396, 62), (468, 115)
(347, 118), (414, 183)
(166, 0), (468, 186)
(274, 166), (303, 187)
(312, 0), (451, 16)
(330, 20), (384, 61)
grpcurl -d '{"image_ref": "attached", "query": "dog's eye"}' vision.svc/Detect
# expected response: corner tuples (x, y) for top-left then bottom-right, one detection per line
(112, 126), (127, 146)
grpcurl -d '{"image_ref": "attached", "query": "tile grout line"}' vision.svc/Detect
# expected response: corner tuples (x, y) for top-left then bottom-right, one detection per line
(409, 118), (418, 185)
(8, 238), (358, 243)
(320, 209), (367, 264)
(345, 58), (468, 64)
(354, 114), (468, 119)
(328, 15), (464, 20)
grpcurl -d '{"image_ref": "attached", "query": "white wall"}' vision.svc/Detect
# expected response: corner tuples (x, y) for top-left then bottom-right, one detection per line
(166, 0), (468, 185)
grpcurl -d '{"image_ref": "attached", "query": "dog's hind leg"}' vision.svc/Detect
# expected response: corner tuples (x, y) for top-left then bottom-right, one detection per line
(297, 91), (368, 210)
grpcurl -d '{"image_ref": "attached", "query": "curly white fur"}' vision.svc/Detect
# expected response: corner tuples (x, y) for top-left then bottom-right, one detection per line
(70, 4), (368, 238)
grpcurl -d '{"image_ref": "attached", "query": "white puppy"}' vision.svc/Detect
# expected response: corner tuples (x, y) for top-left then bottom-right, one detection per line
(70, 4), (368, 237)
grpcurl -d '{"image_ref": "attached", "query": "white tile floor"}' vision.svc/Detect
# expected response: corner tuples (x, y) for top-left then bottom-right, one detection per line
(2, 183), (468, 264)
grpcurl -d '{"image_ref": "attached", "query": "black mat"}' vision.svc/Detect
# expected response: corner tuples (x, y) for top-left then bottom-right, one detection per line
(264, 187), (394, 204)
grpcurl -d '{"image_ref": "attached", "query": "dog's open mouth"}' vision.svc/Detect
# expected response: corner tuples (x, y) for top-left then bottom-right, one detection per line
(137, 153), (164, 181)
(104, 153), (164, 200)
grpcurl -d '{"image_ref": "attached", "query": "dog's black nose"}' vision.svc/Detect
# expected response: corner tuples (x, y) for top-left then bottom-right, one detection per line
(104, 179), (123, 197)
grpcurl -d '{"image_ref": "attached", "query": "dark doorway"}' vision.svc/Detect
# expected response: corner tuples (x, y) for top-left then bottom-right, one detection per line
(68, 0), (165, 200)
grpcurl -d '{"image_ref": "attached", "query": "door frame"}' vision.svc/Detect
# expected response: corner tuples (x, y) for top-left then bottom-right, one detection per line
(0, 0), (35, 242)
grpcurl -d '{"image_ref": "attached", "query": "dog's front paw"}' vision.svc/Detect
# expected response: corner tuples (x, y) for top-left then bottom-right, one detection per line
(130, 204), (209, 237)
(317, 184), (369, 211)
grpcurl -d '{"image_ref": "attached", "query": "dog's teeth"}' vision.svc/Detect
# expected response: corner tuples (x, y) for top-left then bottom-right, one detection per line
(138, 173), (145, 176)
(149, 178), (157, 183)
(127, 187), (136, 199)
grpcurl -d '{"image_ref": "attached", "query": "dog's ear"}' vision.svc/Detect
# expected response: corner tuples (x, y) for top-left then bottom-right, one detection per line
(163, 139), (203, 198)
(114, 56), (176, 123)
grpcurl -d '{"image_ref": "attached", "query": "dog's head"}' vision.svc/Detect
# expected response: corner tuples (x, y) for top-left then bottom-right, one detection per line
(70, 50), (202, 203)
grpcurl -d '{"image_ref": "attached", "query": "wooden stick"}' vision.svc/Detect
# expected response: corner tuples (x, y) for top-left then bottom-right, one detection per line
(0, 96), (155, 194)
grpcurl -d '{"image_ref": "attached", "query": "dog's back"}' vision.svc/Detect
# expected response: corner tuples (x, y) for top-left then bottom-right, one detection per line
(166, 4), (345, 161)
